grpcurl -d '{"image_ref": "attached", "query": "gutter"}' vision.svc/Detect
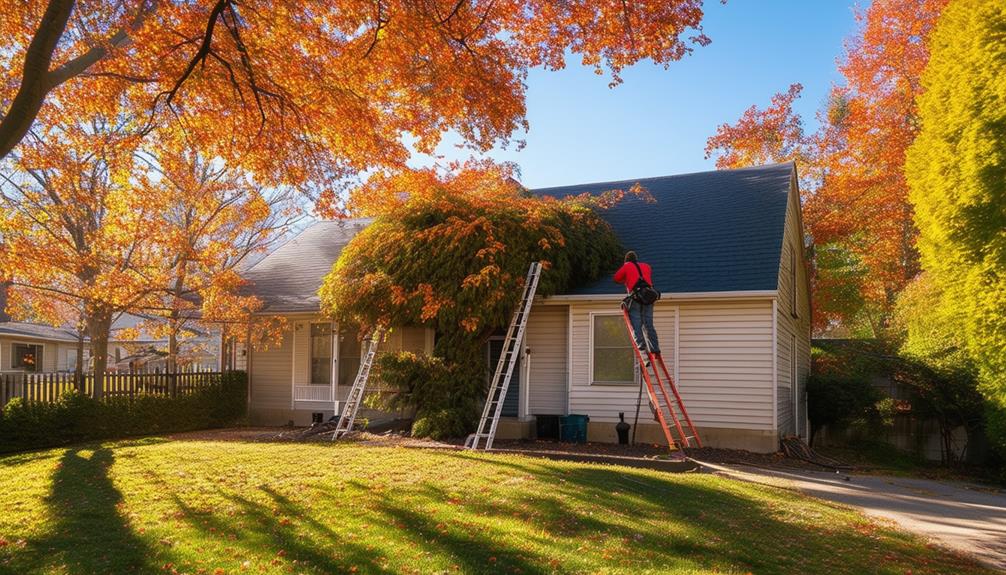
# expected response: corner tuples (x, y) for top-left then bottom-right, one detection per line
(537, 290), (778, 304)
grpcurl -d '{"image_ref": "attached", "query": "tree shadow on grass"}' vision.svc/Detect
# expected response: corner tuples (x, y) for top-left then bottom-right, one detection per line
(0, 436), (172, 468)
(397, 450), (992, 575)
(167, 485), (390, 574)
(15, 447), (154, 574)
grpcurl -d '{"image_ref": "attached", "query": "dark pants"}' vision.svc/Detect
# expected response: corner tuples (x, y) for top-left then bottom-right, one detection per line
(624, 299), (660, 355)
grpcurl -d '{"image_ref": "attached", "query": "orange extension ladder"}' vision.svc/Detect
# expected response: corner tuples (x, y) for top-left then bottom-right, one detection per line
(620, 305), (702, 450)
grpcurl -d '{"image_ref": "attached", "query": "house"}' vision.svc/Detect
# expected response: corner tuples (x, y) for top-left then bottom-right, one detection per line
(0, 285), (220, 374)
(0, 285), (84, 373)
(237, 163), (811, 451)
(106, 313), (220, 372)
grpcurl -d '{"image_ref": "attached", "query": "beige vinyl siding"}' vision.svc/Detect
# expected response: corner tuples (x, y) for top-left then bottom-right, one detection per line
(775, 174), (813, 438)
(776, 318), (794, 435)
(249, 326), (294, 410)
(677, 300), (775, 430)
(568, 302), (676, 423)
(525, 304), (568, 415)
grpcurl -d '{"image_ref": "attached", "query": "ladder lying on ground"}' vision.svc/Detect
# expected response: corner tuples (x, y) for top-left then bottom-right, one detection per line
(466, 262), (543, 450)
(620, 306), (701, 449)
(332, 327), (385, 440)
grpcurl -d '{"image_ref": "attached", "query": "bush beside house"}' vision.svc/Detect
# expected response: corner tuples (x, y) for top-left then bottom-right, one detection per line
(808, 340), (992, 468)
(0, 371), (247, 453)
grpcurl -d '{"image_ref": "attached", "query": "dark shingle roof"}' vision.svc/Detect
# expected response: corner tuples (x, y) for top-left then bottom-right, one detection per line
(533, 163), (795, 295)
(243, 219), (372, 312)
(0, 322), (79, 342)
(242, 164), (795, 309)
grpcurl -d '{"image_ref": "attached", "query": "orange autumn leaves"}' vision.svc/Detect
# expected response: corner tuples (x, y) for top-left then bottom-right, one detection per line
(1, 1), (712, 196)
(705, 0), (948, 333)
(320, 164), (624, 338)
(0, 119), (293, 374)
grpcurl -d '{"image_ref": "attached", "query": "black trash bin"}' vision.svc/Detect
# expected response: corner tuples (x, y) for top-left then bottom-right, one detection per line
(535, 415), (561, 440)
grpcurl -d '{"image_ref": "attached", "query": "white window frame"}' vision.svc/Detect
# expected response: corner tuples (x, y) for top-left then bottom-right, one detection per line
(588, 312), (638, 386)
(309, 322), (334, 386)
(65, 348), (77, 372)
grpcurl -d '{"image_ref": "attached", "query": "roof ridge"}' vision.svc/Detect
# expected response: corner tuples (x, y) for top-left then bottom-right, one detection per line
(530, 162), (794, 194)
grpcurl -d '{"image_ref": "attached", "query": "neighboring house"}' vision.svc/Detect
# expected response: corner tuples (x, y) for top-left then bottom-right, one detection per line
(0, 282), (83, 373)
(237, 163), (811, 451)
(0, 286), (220, 374)
(0, 322), (84, 374)
(107, 314), (219, 372)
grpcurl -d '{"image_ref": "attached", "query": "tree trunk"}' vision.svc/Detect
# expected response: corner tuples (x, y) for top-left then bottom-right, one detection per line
(168, 321), (178, 373)
(74, 328), (85, 393)
(86, 306), (113, 400)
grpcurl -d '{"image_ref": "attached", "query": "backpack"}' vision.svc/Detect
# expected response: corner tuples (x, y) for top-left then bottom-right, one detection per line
(629, 261), (661, 305)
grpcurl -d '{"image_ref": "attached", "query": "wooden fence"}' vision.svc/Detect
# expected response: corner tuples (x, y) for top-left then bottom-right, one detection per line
(0, 370), (224, 408)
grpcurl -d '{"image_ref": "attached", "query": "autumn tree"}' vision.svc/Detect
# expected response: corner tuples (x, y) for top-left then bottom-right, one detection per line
(811, 0), (947, 328)
(704, 83), (807, 170)
(905, 0), (1006, 450)
(319, 164), (625, 437)
(0, 112), (164, 397)
(1, 0), (713, 205)
(706, 0), (948, 334)
(137, 134), (301, 371)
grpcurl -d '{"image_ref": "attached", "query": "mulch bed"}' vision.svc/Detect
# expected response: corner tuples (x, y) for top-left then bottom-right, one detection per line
(168, 428), (844, 472)
(167, 426), (454, 448)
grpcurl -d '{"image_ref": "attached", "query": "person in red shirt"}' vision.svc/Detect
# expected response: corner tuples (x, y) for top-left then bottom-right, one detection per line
(614, 251), (660, 366)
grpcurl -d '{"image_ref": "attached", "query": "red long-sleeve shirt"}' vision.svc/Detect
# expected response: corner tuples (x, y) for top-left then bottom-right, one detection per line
(613, 261), (653, 293)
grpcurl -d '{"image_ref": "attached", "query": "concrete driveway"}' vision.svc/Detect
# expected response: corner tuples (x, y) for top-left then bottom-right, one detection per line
(696, 461), (1006, 571)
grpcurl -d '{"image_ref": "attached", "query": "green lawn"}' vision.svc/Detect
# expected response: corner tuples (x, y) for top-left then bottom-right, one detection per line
(0, 438), (992, 575)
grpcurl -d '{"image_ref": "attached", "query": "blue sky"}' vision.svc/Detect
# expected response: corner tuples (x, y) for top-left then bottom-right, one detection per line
(416, 1), (866, 189)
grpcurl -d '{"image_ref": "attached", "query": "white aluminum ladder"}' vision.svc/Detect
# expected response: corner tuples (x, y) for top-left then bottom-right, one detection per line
(466, 262), (543, 450)
(332, 327), (385, 440)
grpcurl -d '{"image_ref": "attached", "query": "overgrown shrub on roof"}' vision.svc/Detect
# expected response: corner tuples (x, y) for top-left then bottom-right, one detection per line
(319, 165), (626, 439)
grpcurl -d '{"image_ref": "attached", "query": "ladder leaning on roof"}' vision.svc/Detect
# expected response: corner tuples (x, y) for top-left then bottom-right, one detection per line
(619, 305), (701, 450)
(332, 327), (385, 440)
(466, 262), (543, 451)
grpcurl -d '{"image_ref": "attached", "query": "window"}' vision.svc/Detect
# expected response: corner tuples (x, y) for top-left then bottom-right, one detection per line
(12, 343), (42, 372)
(338, 328), (362, 387)
(591, 314), (635, 385)
(790, 243), (798, 317)
(310, 323), (333, 385)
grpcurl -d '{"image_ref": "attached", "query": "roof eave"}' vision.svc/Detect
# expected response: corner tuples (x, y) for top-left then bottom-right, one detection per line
(538, 290), (779, 304)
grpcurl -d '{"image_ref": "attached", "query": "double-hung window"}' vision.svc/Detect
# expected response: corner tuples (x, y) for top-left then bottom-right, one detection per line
(310, 323), (333, 385)
(591, 314), (636, 385)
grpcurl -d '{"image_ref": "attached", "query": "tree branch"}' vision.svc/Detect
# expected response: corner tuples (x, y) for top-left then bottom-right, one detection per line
(0, 0), (76, 160)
